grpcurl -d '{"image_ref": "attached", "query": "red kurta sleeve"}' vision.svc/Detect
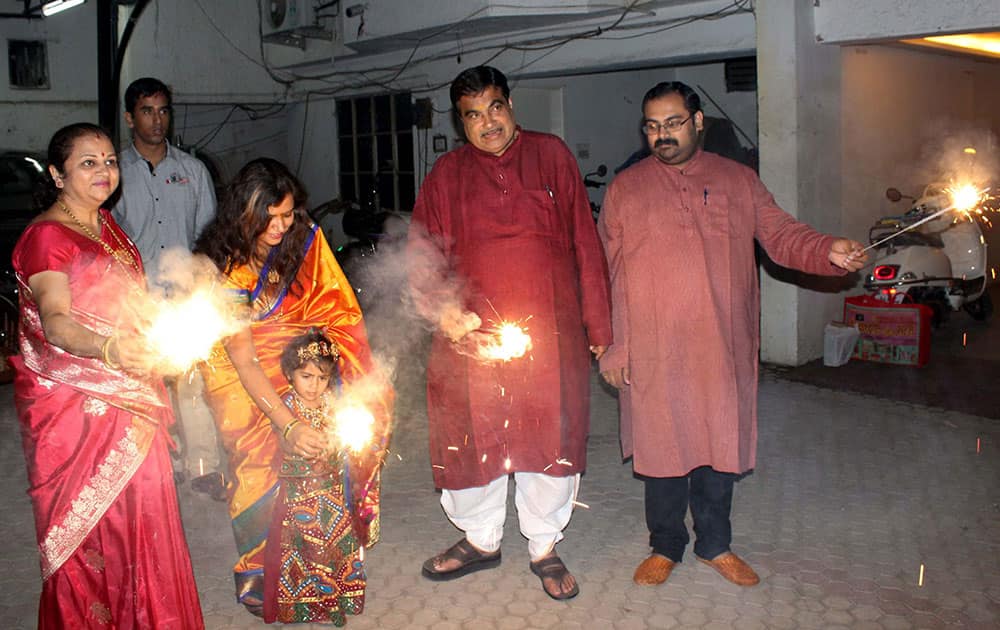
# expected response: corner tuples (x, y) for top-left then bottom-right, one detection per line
(597, 182), (629, 372)
(749, 172), (844, 276)
(552, 140), (613, 347)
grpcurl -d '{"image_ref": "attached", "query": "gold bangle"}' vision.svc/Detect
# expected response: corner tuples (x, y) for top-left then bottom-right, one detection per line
(282, 419), (300, 441)
(101, 334), (121, 370)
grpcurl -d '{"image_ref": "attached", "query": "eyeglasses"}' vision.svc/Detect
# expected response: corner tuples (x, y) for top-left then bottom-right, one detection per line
(642, 114), (693, 135)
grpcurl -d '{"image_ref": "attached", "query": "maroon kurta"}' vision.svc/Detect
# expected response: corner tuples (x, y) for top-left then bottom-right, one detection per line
(411, 129), (612, 489)
(598, 150), (843, 478)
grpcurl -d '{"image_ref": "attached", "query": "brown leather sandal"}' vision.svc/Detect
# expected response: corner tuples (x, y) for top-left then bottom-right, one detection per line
(530, 554), (580, 600)
(421, 538), (501, 581)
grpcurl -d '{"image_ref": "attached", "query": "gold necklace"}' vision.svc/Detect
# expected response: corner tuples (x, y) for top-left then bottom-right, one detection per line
(57, 199), (141, 276)
(290, 391), (331, 430)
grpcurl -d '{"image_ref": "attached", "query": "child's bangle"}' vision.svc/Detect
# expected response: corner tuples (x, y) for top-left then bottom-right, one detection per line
(282, 419), (300, 441)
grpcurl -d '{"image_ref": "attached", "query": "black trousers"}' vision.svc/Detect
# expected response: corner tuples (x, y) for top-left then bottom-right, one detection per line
(642, 465), (737, 562)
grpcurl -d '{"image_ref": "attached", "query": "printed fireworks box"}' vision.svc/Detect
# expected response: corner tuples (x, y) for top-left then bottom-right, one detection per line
(843, 296), (932, 367)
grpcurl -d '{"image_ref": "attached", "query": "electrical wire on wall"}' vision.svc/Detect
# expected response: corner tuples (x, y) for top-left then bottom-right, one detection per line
(134, 0), (754, 183)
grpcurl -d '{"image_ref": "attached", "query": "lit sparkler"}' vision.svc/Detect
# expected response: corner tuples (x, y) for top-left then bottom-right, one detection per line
(333, 403), (375, 453)
(863, 183), (989, 253)
(479, 322), (533, 362)
(144, 288), (237, 374)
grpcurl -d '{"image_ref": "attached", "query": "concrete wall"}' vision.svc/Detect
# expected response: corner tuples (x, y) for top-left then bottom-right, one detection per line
(815, 0), (1000, 43)
(757, 0), (848, 365)
(1, 8), (98, 150)
(2, 2), (292, 179)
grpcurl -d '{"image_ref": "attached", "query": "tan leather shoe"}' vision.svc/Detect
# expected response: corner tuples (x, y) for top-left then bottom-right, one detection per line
(633, 554), (676, 585)
(697, 551), (759, 586)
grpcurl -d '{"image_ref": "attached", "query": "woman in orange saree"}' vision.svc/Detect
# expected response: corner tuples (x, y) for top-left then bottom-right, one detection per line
(196, 158), (386, 619)
(12, 123), (203, 629)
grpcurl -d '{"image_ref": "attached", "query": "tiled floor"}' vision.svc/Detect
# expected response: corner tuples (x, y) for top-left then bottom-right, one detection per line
(1, 365), (997, 628)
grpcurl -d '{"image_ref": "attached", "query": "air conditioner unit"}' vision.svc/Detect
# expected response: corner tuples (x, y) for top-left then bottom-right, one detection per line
(262, 0), (333, 48)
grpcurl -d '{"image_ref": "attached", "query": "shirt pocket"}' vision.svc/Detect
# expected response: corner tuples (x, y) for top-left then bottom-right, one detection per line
(513, 189), (558, 237)
(701, 191), (732, 237)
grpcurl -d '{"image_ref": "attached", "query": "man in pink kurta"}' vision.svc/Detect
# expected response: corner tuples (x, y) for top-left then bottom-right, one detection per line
(598, 81), (866, 587)
(410, 66), (612, 600)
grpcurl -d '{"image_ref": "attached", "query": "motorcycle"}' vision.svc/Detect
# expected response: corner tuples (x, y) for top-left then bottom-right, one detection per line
(310, 197), (409, 310)
(863, 184), (993, 325)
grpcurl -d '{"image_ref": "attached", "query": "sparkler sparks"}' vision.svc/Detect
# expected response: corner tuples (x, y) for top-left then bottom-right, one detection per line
(479, 322), (533, 362)
(945, 182), (983, 213)
(144, 288), (237, 374)
(333, 404), (375, 453)
(863, 183), (990, 253)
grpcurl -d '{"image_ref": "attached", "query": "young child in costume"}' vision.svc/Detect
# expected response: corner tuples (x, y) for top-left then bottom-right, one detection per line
(263, 329), (382, 625)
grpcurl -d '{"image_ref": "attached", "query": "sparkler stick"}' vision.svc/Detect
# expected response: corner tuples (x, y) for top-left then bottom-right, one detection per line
(862, 185), (988, 253)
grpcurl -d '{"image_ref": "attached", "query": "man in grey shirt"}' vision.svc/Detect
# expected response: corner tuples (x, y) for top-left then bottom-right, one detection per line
(113, 77), (223, 499)
(114, 77), (215, 284)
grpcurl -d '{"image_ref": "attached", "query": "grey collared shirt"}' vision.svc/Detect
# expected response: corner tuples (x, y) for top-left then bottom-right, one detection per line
(112, 142), (216, 283)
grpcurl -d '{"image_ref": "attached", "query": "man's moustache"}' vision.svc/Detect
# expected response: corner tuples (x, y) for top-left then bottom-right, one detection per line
(655, 138), (678, 148)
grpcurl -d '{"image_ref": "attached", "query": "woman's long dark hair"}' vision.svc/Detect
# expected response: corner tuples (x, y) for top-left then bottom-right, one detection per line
(34, 123), (114, 211)
(195, 158), (311, 295)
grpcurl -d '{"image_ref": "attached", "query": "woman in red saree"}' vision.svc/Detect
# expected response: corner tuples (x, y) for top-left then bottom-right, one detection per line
(195, 158), (387, 620)
(11, 123), (203, 629)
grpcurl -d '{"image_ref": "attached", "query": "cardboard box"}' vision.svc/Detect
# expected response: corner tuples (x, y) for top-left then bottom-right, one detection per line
(843, 296), (932, 367)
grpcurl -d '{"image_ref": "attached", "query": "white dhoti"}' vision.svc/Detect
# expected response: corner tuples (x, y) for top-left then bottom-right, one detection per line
(440, 472), (580, 560)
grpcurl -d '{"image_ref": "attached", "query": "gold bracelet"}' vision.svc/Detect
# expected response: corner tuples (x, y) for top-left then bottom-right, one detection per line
(282, 419), (300, 441)
(101, 334), (121, 370)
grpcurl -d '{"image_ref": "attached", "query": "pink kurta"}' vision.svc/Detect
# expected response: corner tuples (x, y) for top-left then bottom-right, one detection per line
(598, 150), (842, 478)
(411, 129), (612, 489)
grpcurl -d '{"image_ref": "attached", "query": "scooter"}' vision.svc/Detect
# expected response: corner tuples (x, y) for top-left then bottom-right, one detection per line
(863, 184), (993, 325)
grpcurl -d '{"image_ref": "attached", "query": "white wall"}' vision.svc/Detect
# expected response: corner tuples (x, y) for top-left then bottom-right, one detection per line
(1, 6), (98, 149)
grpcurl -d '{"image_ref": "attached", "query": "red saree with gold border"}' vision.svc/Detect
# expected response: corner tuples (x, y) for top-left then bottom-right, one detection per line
(200, 224), (386, 611)
(11, 213), (204, 629)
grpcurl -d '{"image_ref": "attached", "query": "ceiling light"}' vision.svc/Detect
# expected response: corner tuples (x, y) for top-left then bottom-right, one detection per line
(902, 32), (1000, 59)
(42, 0), (87, 17)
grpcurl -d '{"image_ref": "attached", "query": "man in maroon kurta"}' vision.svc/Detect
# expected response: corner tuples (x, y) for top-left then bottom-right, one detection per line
(598, 81), (866, 587)
(410, 66), (611, 599)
